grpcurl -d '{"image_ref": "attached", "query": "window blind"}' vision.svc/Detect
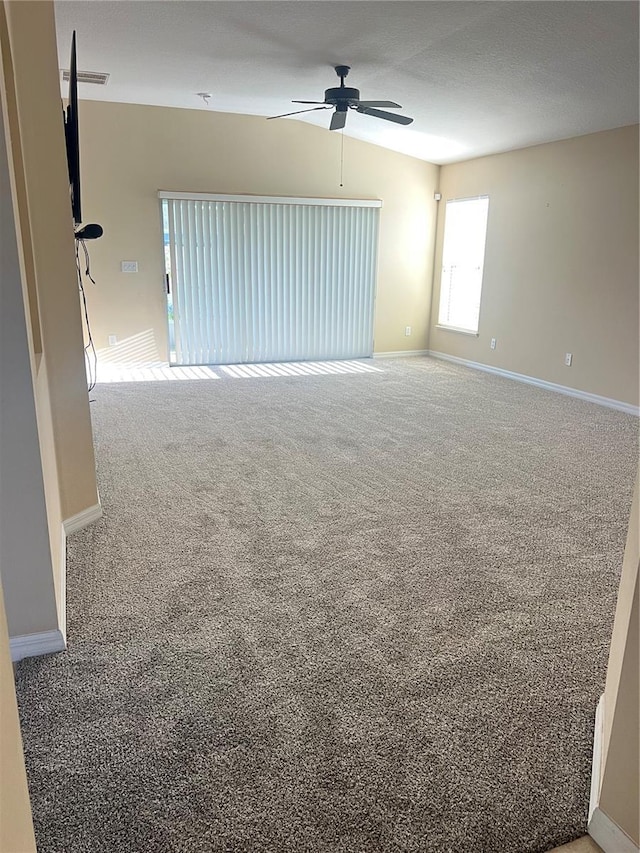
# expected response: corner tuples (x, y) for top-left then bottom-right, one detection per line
(160, 194), (380, 366)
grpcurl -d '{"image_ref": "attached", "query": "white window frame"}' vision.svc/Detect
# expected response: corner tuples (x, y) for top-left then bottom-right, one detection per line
(436, 195), (489, 336)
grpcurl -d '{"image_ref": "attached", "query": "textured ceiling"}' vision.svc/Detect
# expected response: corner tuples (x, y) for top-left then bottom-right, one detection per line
(54, 1), (639, 164)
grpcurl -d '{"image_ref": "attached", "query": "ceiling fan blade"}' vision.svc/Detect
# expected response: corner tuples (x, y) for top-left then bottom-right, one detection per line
(330, 110), (347, 131)
(356, 106), (413, 125)
(356, 100), (402, 109)
(292, 100), (327, 105)
(267, 106), (331, 120)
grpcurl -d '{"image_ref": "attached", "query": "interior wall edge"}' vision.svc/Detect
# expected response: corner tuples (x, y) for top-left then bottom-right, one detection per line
(0, 580), (36, 851)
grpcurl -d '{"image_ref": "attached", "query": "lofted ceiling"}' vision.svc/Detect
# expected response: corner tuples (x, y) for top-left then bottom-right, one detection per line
(54, 1), (639, 164)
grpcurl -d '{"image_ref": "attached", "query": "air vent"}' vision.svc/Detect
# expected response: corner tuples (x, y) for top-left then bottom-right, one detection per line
(61, 69), (110, 85)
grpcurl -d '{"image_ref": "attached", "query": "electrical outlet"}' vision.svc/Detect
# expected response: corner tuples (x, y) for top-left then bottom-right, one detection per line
(565, 352), (572, 366)
(490, 338), (497, 350)
(108, 335), (118, 346)
(405, 326), (412, 336)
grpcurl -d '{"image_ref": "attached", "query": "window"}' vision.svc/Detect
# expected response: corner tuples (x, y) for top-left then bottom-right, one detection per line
(437, 196), (489, 334)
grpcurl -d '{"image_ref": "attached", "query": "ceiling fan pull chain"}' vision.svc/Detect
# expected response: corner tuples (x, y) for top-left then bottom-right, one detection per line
(340, 129), (345, 187)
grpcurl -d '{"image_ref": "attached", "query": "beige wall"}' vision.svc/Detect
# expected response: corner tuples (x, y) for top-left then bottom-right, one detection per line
(597, 476), (639, 846)
(0, 101), (59, 639)
(429, 125), (639, 408)
(2, 0), (98, 522)
(0, 584), (36, 853)
(77, 100), (439, 363)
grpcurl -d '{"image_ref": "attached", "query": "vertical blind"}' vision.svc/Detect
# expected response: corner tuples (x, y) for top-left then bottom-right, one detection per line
(160, 193), (381, 366)
(438, 196), (489, 334)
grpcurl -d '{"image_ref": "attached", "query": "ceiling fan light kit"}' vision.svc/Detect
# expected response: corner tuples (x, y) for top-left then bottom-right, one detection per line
(268, 65), (413, 130)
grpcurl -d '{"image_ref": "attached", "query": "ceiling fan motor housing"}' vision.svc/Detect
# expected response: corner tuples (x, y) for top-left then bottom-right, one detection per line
(324, 86), (360, 107)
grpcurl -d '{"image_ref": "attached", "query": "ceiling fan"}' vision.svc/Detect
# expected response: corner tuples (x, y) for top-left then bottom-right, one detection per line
(268, 65), (414, 131)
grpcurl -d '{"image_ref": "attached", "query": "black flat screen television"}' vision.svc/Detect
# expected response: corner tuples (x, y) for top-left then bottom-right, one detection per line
(64, 31), (81, 226)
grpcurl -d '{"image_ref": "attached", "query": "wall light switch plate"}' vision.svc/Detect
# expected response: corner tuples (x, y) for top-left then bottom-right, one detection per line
(121, 260), (138, 273)
(405, 326), (412, 336)
(108, 335), (117, 346)
(565, 352), (573, 366)
(490, 338), (497, 350)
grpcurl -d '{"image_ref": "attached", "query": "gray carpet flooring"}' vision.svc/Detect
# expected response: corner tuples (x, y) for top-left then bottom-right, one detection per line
(15, 357), (638, 853)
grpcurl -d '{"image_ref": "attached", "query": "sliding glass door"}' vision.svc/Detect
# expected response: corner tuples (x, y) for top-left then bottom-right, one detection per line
(161, 193), (380, 366)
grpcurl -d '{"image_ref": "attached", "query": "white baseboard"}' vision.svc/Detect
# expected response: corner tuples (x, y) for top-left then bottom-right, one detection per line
(588, 693), (639, 853)
(589, 694), (604, 822)
(63, 500), (102, 536)
(426, 351), (639, 416)
(589, 808), (640, 853)
(10, 629), (66, 662)
(373, 349), (430, 359)
(58, 528), (67, 644)
(58, 499), (102, 643)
